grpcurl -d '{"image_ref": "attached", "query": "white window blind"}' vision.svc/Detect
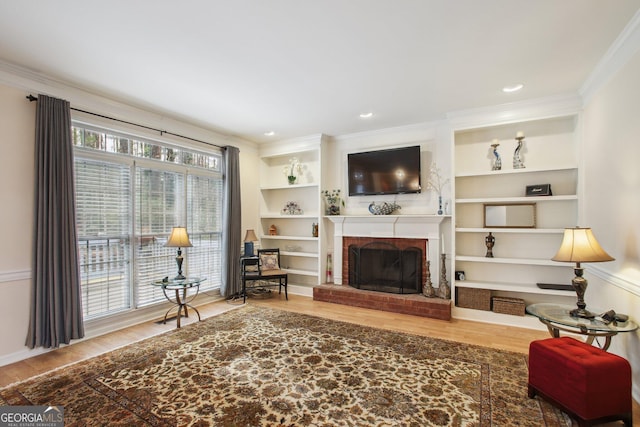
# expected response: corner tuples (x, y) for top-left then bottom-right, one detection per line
(136, 168), (185, 307)
(186, 174), (223, 288)
(75, 158), (132, 319)
(72, 123), (223, 320)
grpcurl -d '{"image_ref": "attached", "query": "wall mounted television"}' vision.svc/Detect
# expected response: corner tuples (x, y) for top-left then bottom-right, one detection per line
(348, 145), (422, 196)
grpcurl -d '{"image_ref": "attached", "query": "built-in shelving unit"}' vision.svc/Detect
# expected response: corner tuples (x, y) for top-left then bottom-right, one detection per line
(453, 114), (580, 326)
(258, 136), (327, 289)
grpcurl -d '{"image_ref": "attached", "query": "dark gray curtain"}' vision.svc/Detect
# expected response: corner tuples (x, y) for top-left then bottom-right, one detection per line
(26, 94), (84, 349)
(221, 145), (242, 298)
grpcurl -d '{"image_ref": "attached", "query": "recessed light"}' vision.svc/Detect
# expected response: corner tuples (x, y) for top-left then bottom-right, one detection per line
(359, 112), (374, 119)
(503, 84), (524, 93)
(264, 131), (275, 136)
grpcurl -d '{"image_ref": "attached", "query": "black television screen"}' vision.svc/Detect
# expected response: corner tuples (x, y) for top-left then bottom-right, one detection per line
(348, 146), (421, 196)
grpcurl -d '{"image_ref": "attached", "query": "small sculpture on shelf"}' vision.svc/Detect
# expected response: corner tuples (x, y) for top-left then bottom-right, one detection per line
(513, 132), (525, 169)
(282, 201), (303, 215)
(485, 232), (495, 257)
(269, 224), (277, 235)
(368, 201), (401, 215)
(490, 139), (502, 171)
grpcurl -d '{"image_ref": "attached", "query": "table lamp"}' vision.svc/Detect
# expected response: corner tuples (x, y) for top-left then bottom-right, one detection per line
(165, 226), (193, 280)
(551, 227), (614, 319)
(244, 229), (258, 256)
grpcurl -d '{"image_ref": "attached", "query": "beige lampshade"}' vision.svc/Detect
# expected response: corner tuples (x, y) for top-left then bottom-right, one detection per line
(165, 226), (193, 248)
(552, 227), (614, 263)
(244, 229), (258, 242)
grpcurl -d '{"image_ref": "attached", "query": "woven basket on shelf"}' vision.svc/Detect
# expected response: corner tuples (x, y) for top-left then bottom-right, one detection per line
(455, 287), (492, 311)
(492, 296), (525, 316)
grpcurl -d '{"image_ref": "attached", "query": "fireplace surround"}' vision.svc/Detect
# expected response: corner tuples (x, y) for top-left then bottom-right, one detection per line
(317, 215), (452, 320)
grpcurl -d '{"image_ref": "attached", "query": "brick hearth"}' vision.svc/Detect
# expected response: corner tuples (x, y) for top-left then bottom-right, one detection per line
(313, 284), (451, 321)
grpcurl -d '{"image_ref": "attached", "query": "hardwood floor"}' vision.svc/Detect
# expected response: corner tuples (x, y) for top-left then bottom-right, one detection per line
(1, 293), (637, 425)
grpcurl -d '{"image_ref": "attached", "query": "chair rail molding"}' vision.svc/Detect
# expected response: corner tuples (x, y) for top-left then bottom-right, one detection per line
(0, 269), (31, 283)
(588, 264), (640, 298)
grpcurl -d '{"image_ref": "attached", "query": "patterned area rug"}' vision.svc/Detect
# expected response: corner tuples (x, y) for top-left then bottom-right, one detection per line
(1, 305), (569, 426)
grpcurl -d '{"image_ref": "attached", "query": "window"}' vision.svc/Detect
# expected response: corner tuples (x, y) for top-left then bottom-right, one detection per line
(73, 123), (223, 320)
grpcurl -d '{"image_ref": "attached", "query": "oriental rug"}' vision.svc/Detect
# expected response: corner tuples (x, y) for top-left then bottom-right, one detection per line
(0, 305), (569, 426)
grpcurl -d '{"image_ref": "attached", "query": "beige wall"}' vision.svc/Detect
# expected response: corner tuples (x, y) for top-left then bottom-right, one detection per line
(582, 47), (640, 397)
(0, 84), (36, 359)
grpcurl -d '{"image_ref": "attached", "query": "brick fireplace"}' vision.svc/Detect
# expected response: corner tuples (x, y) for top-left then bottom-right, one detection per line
(314, 215), (451, 320)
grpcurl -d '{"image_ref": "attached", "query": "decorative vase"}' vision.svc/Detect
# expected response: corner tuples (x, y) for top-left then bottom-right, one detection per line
(325, 202), (341, 216)
(437, 195), (443, 215)
(322, 189), (342, 216)
(326, 253), (333, 283)
(287, 175), (296, 185)
(485, 232), (495, 257)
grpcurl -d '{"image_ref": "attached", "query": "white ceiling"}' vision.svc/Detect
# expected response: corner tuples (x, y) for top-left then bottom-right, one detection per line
(0, 0), (639, 143)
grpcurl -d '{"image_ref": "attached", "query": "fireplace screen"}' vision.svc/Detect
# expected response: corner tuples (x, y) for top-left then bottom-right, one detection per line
(348, 242), (422, 294)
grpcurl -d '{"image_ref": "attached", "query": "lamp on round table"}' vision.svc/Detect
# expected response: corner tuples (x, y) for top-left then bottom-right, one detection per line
(165, 226), (193, 280)
(551, 227), (614, 319)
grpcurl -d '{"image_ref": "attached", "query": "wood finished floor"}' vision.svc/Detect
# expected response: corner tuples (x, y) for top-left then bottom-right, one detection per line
(1, 293), (637, 425)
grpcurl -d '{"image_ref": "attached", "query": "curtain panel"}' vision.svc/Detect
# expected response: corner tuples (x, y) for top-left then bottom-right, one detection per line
(221, 145), (242, 297)
(26, 94), (84, 349)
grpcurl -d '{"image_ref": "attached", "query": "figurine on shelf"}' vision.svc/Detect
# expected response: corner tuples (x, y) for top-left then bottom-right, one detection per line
(490, 139), (502, 171)
(513, 132), (525, 169)
(485, 232), (495, 257)
(269, 224), (277, 236)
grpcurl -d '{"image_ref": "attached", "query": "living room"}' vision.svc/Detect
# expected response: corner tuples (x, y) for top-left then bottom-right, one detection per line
(0, 1), (639, 425)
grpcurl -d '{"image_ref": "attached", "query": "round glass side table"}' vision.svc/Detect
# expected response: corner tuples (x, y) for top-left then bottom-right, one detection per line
(526, 303), (637, 351)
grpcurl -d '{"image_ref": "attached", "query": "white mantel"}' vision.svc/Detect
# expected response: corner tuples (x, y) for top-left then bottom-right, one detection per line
(326, 215), (450, 286)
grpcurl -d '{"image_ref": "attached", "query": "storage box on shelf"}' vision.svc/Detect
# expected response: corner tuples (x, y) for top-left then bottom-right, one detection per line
(258, 140), (324, 289)
(453, 115), (579, 325)
(492, 296), (526, 316)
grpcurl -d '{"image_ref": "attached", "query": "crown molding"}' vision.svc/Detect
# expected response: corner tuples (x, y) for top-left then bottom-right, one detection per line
(258, 133), (327, 158)
(0, 60), (253, 150)
(446, 94), (583, 131)
(332, 120), (441, 145)
(581, 9), (640, 104)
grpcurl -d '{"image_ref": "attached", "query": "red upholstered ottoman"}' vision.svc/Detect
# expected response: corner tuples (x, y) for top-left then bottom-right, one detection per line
(528, 337), (632, 427)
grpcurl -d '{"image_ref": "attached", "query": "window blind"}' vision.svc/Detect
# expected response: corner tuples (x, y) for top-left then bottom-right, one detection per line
(73, 123), (223, 320)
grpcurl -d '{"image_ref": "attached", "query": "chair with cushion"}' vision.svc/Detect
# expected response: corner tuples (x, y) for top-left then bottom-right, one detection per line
(528, 336), (632, 426)
(241, 248), (288, 303)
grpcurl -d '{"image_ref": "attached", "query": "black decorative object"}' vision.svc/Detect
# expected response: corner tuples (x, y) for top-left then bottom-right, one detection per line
(485, 232), (495, 258)
(526, 184), (552, 196)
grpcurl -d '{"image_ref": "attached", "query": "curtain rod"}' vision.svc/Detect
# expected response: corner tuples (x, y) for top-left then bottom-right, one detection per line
(26, 94), (225, 150)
